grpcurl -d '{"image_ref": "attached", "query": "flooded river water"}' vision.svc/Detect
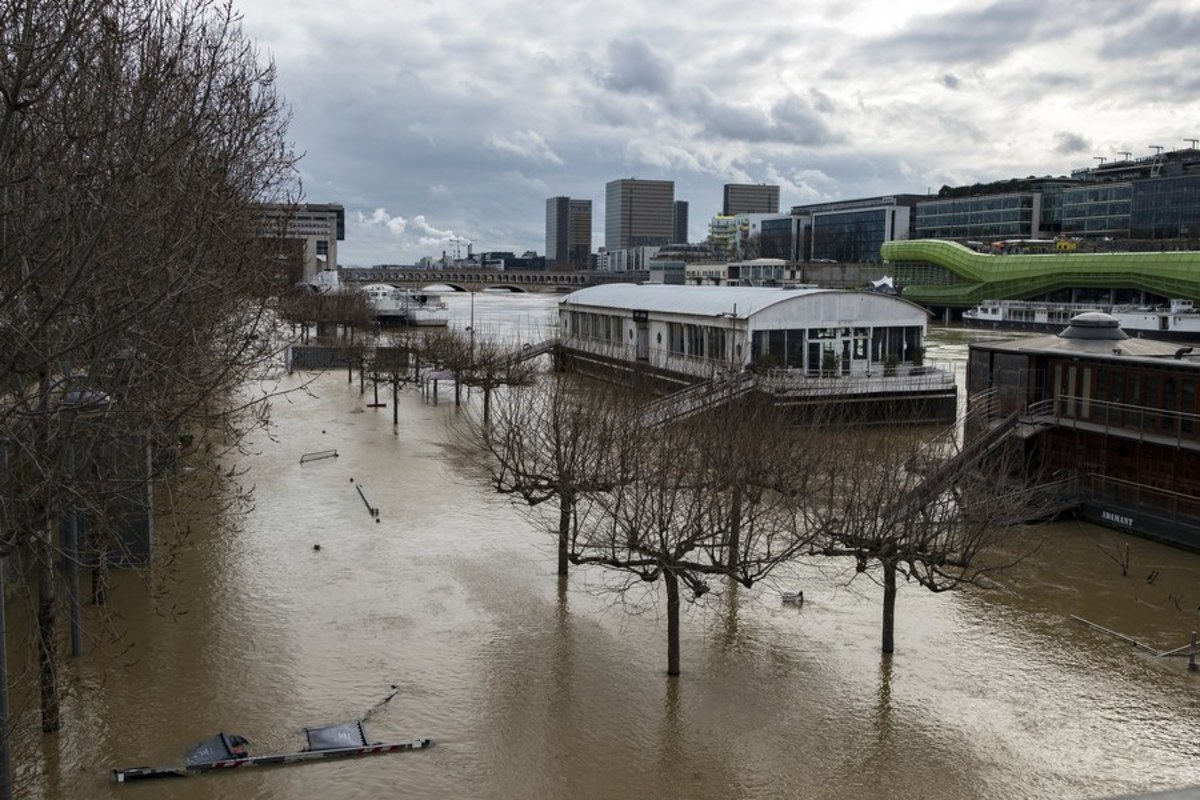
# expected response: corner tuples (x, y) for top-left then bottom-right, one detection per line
(18, 292), (1200, 799)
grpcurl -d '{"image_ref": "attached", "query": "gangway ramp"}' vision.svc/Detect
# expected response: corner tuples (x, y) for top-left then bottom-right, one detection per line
(638, 372), (758, 427)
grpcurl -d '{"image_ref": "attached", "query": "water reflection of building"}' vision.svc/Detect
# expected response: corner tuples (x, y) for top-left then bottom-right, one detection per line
(558, 284), (956, 421)
(967, 312), (1200, 552)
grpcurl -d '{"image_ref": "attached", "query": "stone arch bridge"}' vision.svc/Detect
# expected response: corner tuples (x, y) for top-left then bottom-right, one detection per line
(339, 268), (647, 293)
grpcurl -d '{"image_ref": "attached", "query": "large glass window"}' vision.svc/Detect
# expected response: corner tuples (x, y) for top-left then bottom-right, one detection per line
(811, 209), (888, 262)
(914, 194), (1037, 239)
(1061, 183), (1132, 238)
(1130, 174), (1200, 239)
(668, 322), (684, 354)
(685, 324), (705, 358)
(706, 327), (727, 362)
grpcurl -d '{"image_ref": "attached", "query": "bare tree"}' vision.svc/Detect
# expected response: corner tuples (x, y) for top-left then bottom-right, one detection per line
(367, 329), (425, 426)
(569, 397), (818, 676)
(477, 374), (635, 576)
(278, 288), (376, 344)
(809, 404), (1047, 653)
(422, 328), (539, 424)
(0, 0), (297, 787)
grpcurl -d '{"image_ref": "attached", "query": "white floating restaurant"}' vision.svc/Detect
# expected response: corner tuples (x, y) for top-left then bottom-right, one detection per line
(557, 284), (957, 421)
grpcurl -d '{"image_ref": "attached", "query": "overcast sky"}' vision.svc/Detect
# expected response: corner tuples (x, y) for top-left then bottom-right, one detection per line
(235, 0), (1200, 266)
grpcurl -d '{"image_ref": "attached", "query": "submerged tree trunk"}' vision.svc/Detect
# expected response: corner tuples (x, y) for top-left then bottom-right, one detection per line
(32, 374), (60, 733)
(726, 486), (743, 571)
(35, 527), (59, 732)
(556, 497), (571, 576)
(92, 550), (108, 605)
(881, 560), (897, 654)
(664, 568), (681, 676)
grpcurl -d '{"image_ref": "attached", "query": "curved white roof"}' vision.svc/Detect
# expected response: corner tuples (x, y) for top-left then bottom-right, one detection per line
(559, 283), (925, 319)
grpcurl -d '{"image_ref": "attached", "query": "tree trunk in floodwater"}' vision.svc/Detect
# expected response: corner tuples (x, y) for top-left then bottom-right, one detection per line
(557, 498), (571, 577)
(882, 560), (897, 654)
(32, 373), (60, 733)
(92, 563), (108, 606)
(726, 487), (743, 571)
(665, 568), (681, 676)
(35, 528), (60, 732)
(483, 387), (491, 426)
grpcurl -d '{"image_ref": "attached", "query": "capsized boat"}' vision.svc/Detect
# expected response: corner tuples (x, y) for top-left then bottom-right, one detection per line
(111, 719), (432, 783)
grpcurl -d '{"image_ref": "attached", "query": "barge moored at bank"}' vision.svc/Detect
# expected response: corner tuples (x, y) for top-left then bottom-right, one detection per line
(967, 312), (1200, 552)
(358, 283), (449, 327)
(557, 284), (957, 422)
(963, 298), (1200, 341)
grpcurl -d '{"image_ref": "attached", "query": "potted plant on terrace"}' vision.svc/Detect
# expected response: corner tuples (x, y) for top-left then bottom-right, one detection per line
(911, 346), (926, 375)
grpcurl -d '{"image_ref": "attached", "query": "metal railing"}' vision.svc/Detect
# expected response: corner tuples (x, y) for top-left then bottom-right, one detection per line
(1027, 394), (1200, 449)
(562, 336), (956, 391)
(1085, 474), (1200, 524)
(755, 362), (956, 397)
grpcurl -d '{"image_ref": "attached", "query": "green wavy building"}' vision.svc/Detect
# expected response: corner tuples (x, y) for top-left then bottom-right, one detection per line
(881, 239), (1200, 311)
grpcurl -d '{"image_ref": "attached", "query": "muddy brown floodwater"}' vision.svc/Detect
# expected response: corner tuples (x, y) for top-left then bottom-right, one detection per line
(14, 293), (1200, 799)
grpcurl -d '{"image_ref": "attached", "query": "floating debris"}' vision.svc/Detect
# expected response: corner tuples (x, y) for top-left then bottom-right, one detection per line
(299, 449), (338, 464)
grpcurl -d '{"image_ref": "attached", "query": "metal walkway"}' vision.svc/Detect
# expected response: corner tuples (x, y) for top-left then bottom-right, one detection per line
(637, 371), (758, 427)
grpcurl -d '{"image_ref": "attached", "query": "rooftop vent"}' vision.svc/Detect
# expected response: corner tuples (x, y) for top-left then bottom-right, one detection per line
(1059, 311), (1130, 340)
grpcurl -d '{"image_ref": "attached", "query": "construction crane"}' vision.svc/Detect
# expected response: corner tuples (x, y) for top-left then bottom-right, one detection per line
(1118, 151), (1131, 161)
(448, 236), (472, 263)
(1150, 145), (1164, 155)
(1186, 138), (1199, 149)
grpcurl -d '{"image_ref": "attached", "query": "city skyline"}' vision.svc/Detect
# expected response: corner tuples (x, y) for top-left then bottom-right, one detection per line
(234, 0), (1200, 265)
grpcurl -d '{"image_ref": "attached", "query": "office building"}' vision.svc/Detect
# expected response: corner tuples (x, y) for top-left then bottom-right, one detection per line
(1060, 183), (1132, 238)
(707, 215), (738, 257)
(545, 196), (593, 270)
(915, 192), (1045, 240)
(673, 200), (689, 244)
(723, 184), (780, 216)
(605, 179), (675, 251)
(257, 202), (344, 282)
(791, 195), (921, 263)
(1130, 174), (1200, 239)
(760, 216), (802, 261)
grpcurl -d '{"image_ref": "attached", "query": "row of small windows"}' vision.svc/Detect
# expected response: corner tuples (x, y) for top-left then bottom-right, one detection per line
(565, 312), (733, 362)
(918, 223), (1029, 237)
(565, 312), (623, 343)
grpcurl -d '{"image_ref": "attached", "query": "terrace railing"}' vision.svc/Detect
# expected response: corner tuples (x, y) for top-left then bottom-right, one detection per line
(1028, 395), (1200, 450)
